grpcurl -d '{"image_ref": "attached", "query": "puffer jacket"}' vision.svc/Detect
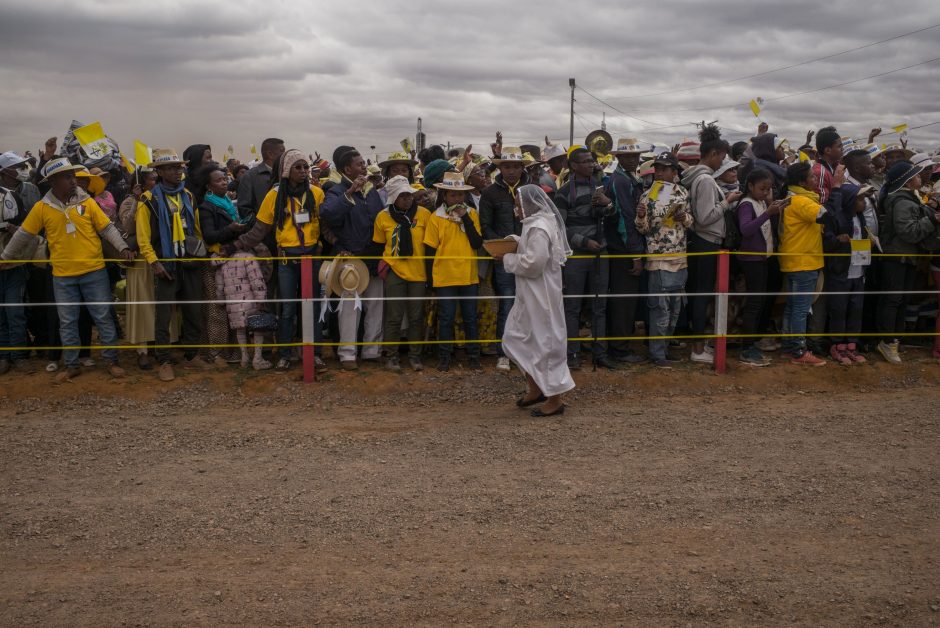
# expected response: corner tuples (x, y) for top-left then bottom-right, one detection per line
(214, 251), (269, 329)
(881, 189), (939, 265)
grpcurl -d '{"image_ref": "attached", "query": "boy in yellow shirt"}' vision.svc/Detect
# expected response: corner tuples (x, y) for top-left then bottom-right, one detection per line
(1, 158), (133, 381)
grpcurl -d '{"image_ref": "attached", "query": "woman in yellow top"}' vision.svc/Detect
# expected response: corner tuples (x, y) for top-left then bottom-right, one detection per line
(373, 175), (431, 373)
(423, 172), (484, 372)
(229, 149), (325, 372)
(780, 161), (845, 366)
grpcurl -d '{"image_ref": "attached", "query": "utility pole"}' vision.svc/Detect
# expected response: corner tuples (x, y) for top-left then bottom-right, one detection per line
(601, 111), (606, 132)
(569, 78), (576, 147)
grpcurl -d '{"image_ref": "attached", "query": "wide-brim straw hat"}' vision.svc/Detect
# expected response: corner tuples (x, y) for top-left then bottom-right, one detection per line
(610, 137), (644, 155)
(378, 151), (417, 170)
(881, 144), (914, 160)
(39, 157), (84, 183)
(433, 171), (475, 191)
(491, 146), (526, 166)
(148, 148), (186, 168)
(319, 257), (370, 297)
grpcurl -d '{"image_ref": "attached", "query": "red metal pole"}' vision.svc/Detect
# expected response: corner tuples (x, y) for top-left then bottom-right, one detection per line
(300, 255), (316, 383)
(714, 250), (730, 374)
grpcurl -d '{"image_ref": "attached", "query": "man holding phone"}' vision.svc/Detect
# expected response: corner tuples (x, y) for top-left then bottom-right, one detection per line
(554, 147), (617, 370)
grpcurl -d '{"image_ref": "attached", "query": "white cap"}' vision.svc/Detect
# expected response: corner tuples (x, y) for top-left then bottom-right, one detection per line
(0, 152), (28, 170)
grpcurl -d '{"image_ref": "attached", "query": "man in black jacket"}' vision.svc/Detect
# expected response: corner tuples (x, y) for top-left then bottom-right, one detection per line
(604, 138), (647, 363)
(479, 146), (528, 372)
(555, 147), (617, 370)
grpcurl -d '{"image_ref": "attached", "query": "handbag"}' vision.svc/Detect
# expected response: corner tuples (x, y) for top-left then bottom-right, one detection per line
(246, 312), (278, 333)
(180, 235), (208, 269)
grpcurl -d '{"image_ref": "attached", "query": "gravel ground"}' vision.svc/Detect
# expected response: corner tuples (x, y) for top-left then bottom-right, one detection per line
(1, 353), (939, 626)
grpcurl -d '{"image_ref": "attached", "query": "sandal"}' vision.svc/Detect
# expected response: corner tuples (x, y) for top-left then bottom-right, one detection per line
(516, 393), (547, 408)
(531, 405), (566, 418)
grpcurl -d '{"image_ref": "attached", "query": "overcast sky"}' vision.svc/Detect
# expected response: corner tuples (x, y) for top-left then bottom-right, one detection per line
(1, 0), (938, 162)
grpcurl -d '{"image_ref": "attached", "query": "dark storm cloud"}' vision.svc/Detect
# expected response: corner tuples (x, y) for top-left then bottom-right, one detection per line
(1, 0), (937, 160)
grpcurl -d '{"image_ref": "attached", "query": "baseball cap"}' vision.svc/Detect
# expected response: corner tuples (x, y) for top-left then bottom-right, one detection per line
(653, 151), (679, 168)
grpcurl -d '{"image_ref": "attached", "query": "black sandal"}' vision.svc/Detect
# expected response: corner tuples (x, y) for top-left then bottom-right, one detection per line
(516, 393), (547, 408)
(531, 405), (565, 417)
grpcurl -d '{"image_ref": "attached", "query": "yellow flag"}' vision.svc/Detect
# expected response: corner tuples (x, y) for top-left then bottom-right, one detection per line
(892, 123), (908, 134)
(73, 122), (105, 146)
(73, 122), (110, 160)
(400, 138), (413, 153)
(120, 152), (134, 174)
(227, 145), (235, 154)
(799, 151), (810, 163)
(222, 152), (230, 163)
(249, 144), (258, 156)
(748, 98), (763, 118)
(134, 140), (152, 169)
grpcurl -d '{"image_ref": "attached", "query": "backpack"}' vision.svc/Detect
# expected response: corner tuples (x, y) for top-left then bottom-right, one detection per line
(721, 200), (741, 250)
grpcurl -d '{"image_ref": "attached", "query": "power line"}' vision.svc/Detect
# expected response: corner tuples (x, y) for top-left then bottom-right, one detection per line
(584, 57), (940, 115)
(604, 22), (940, 101)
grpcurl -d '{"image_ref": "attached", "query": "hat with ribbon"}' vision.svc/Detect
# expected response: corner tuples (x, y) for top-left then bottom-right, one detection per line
(378, 151), (418, 172)
(148, 148), (186, 168)
(39, 157), (85, 182)
(884, 160), (926, 194)
(881, 144), (915, 160)
(610, 138), (644, 155)
(433, 171), (475, 191)
(319, 257), (370, 297)
(492, 146), (526, 166)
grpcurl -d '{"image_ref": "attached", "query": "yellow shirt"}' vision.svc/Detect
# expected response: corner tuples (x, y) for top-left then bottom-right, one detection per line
(423, 208), (480, 288)
(373, 206), (430, 282)
(20, 196), (111, 277)
(779, 194), (824, 273)
(136, 189), (203, 264)
(256, 186), (323, 249)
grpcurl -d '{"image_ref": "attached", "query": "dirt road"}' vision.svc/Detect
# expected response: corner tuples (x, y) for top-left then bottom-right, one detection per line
(2, 355), (939, 625)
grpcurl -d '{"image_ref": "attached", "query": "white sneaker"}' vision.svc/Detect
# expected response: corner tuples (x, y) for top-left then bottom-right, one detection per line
(755, 337), (781, 352)
(691, 349), (714, 364)
(496, 357), (511, 372)
(877, 341), (901, 364)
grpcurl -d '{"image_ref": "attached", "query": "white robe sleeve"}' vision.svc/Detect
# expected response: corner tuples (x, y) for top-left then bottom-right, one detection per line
(503, 227), (551, 280)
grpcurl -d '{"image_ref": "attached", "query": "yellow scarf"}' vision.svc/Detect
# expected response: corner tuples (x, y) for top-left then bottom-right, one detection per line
(788, 185), (820, 203)
(167, 194), (187, 256)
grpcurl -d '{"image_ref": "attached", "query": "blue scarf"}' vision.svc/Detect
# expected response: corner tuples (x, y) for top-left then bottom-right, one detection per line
(151, 181), (196, 269)
(204, 192), (240, 223)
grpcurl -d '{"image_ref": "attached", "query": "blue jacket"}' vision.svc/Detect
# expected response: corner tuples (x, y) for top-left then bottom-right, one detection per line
(604, 167), (645, 253)
(320, 178), (385, 255)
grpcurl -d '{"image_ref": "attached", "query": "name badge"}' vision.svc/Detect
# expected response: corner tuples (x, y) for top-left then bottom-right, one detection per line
(850, 238), (872, 266)
(294, 212), (311, 225)
(66, 222), (77, 234)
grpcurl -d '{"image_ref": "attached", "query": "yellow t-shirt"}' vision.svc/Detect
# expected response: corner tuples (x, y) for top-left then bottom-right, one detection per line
(373, 206), (430, 283)
(21, 197), (111, 277)
(423, 209), (480, 288)
(256, 186), (323, 249)
(779, 194), (824, 273)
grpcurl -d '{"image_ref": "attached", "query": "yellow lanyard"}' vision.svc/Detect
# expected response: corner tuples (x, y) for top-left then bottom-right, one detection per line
(291, 192), (308, 215)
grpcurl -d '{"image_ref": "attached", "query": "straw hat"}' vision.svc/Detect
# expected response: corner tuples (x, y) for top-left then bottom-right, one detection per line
(491, 146), (526, 166)
(610, 138), (644, 155)
(378, 151), (417, 170)
(39, 157), (84, 183)
(319, 257), (370, 297)
(881, 144), (914, 160)
(148, 148), (186, 168)
(542, 143), (567, 162)
(433, 171), (475, 191)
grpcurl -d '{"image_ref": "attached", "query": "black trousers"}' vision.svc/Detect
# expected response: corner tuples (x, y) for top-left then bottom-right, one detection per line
(739, 260), (768, 348)
(154, 265), (204, 364)
(876, 259), (917, 342)
(826, 273), (864, 343)
(607, 257), (642, 356)
(687, 233), (721, 337)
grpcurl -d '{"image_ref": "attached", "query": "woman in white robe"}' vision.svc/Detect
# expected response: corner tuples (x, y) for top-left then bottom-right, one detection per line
(494, 185), (575, 417)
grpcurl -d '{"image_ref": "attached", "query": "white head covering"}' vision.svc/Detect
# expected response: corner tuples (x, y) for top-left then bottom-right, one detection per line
(517, 184), (572, 266)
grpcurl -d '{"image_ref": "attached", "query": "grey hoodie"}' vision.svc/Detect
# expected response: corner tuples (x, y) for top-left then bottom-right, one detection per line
(680, 164), (728, 245)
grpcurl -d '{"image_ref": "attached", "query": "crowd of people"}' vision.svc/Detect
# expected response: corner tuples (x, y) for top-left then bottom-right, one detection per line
(0, 122), (939, 385)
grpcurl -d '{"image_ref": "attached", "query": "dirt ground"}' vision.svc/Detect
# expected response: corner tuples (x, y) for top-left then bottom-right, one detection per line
(1, 349), (939, 626)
